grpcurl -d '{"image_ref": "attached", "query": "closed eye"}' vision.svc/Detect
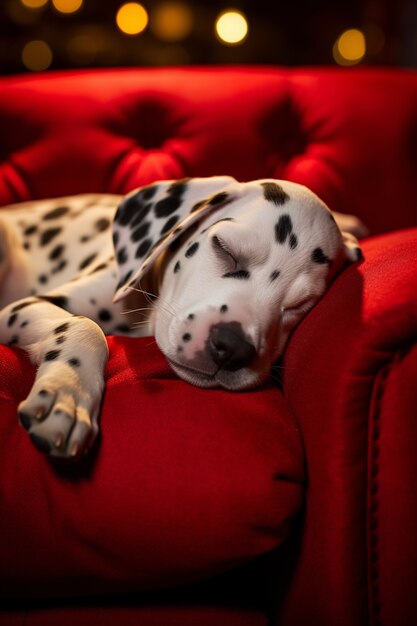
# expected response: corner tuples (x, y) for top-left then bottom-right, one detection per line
(211, 235), (238, 270)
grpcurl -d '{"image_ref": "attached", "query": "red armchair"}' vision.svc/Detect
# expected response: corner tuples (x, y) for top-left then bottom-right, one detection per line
(0, 67), (416, 626)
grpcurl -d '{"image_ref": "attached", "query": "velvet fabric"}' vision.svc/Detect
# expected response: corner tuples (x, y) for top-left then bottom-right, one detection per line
(0, 67), (416, 626)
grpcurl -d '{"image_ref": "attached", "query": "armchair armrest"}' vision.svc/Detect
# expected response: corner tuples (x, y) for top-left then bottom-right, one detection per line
(278, 228), (417, 626)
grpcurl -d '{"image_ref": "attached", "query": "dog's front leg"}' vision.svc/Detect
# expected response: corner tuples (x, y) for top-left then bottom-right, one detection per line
(0, 298), (108, 459)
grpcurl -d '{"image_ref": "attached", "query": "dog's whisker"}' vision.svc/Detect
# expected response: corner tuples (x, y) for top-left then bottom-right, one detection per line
(122, 306), (154, 316)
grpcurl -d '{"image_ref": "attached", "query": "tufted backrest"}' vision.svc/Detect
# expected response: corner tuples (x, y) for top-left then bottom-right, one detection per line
(0, 67), (416, 234)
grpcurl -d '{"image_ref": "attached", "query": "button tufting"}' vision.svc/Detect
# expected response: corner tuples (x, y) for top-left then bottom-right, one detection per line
(110, 96), (183, 150)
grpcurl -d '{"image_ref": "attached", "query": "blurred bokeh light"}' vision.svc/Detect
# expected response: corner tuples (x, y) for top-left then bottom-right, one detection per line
(52, 0), (83, 14)
(215, 10), (248, 45)
(151, 2), (193, 42)
(116, 3), (148, 35)
(333, 28), (366, 65)
(0, 0), (415, 74)
(22, 39), (53, 71)
(20, 0), (48, 8)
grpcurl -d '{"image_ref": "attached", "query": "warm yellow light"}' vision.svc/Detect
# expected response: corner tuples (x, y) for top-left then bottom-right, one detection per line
(116, 3), (148, 35)
(151, 2), (193, 42)
(52, 0), (83, 13)
(20, 0), (48, 8)
(333, 29), (366, 65)
(215, 10), (248, 46)
(22, 40), (52, 71)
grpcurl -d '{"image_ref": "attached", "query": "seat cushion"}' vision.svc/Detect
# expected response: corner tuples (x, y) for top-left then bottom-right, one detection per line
(0, 336), (303, 599)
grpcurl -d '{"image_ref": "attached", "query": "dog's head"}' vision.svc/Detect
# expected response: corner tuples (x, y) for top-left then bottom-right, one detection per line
(113, 177), (363, 390)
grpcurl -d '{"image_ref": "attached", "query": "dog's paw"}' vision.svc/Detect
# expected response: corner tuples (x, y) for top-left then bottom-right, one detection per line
(18, 362), (103, 460)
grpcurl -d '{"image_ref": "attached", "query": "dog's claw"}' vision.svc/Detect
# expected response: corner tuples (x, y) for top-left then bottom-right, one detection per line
(35, 406), (47, 420)
(54, 433), (64, 449)
(70, 442), (80, 457)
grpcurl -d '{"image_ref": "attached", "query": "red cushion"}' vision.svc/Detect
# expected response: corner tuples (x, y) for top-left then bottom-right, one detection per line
(278, 228), (417, 625)
(0, 68), (416, 235)
(0, 336), (303, 599)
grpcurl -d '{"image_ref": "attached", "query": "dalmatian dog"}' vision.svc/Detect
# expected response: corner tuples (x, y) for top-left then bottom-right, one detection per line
(0, 176), (365, 460)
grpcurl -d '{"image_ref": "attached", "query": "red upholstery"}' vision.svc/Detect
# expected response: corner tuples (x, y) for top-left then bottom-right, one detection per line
(0, 67), (416, 626)
(0, 337), (303, 598)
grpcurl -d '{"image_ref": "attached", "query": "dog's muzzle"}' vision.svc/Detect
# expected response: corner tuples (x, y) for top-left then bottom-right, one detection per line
(208, 322), (256, 371)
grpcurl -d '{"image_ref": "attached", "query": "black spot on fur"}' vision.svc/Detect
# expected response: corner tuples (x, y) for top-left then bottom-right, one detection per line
(185, 242), (199, 258)
(191, 200), (206, 213)
(38, 295), (69, 310)
(49, 244), (64, 260)
(209, 192), (229, 206)
(182, 333), (192, 342)
(261, 182), (290, 205)
(131, 222), (151, 242)
(154, 195), (182, 218)
(54, 322), (70, 334)
(8, 313), (18, 327)
(7, 335), (19, 346)
(112, 231), (119, 248)
(115, 193), (143, 226)
(117, 247), (128, 264)
(289, 234), (298, 249)
(187, 313), (195, 320)
(40, 227), (61, 246)
(168, 179), (190, 197)
(56, 335), (66, 345)
(52, 260), (67, 274)
(43, 206), (69, 220)
(95, 218), (110, 232)
(135, 238), (152, 258)
(20, 321), (28, 328)
(169, 234), (185, 253)
(38, 274), (48, 285)
(44, 349), (60, 361)
(130, 204), (152, 229)
(141, 184), (158, 200)
(90, 262), (108, 274)
(79, 253), (97, 271)
(24, 225), (37, 236)
(98, 309), (112, 322)
(220, 305), (228, 313)
(312, 247), (331, 265)
(68, 358), (81, 368)
(223, 270), (250, 280)
(275, 215), (293, 244)
(270, 270), (280, 282)
(160, 215), (179, 235)
(80, 235), (90, 243)
(12, 300), (37, 312)
(174, 260), (181, 273)
(23, 242), (30, 250)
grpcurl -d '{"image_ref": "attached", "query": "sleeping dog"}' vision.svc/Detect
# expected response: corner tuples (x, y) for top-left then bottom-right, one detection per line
(0, 177), (365, 459)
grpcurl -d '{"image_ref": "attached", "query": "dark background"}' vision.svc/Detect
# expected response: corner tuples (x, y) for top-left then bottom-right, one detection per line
(1, 0), (416, 75)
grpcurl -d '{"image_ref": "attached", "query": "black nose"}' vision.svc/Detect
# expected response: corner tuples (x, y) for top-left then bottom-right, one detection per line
(208, 322), (256, 371)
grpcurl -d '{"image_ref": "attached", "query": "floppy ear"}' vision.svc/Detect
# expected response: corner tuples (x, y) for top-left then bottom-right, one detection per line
(112, 176), (240, 302)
